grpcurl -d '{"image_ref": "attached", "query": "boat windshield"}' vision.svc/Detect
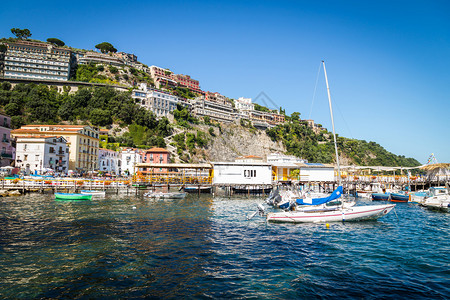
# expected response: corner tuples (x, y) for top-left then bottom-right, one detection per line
(326, 200), (342, 207)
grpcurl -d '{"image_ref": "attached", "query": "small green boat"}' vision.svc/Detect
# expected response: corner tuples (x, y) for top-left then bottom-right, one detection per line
(55, 192), (92, 201)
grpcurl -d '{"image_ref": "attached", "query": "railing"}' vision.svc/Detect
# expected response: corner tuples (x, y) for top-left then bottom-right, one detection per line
(271, 174), (437, 184)
(133, 173), (212, 185)
(0, 178), (132, 189)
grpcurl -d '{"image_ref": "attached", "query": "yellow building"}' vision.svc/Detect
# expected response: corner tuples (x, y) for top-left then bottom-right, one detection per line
(11, 125), (99, 172)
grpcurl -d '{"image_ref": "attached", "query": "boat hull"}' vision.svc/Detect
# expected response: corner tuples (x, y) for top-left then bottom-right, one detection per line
(421, 195), (450, 212)
(267, 204), (395, 223)
(55, 193), (92, 201)
(372, 193), (390, 201)
(390, 193), (409, 202)
(184, 186), (211, 193)
(80, 190), (106, 197)
(232, 187), (272, 194)
(144, 192), (186, 200)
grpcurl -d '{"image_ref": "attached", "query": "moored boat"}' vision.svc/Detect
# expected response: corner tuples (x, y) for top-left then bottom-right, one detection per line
(183, 186), (212, 193)
(371, 193), (390, 201)
(55, 192), (92, 201)
(267, 204), (396, 223)
(390, 192), (410, 202)
(80, 190), (106, 197)
(144, 192), (186, 200)
(421, 187), (450, 212)
(265, 61), (395, 223)
(409, 191), (428, 204)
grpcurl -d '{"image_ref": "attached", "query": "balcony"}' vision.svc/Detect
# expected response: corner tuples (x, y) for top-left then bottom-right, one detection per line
(57, 151), (65, 156)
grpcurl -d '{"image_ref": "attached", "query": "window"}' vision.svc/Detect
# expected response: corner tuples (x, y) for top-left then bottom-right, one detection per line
(24, 155), (28, 161)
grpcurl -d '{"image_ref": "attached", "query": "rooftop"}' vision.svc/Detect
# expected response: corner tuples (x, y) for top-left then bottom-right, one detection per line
(144, 147), (170, 153)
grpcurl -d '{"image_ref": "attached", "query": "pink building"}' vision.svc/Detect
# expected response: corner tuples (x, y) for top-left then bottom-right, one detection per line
(141, 148), (170, 173)
(173, 74), (201, 93)
(0, 114), (15, 167)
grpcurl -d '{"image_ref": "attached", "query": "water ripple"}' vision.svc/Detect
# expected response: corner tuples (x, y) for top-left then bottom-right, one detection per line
(0, 194), (448, 299)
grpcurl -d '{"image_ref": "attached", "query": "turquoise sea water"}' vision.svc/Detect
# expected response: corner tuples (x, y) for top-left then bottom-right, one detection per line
(0, 193), (448, 299)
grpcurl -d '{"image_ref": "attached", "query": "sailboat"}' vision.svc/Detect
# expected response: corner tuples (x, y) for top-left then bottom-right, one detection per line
(266, 61), (395, 223)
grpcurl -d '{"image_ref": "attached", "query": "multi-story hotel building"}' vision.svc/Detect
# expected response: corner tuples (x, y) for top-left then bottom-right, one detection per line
(149, 65), (176, 89)
(98, 148), (121, 175)
(11, 125), (99, 173)
(249, 110), (285, 129)
(121, 148), (143, 176)
(204, 92), (228, 105)
(2, 40), (72, 81)
(15, 136), (69, 175)
(173, 74), (201, 93)
(0, 114), (15, 167)
(150, 65), (201, 93)
(235, 97), (255, 112)
(132, 83), (179, 118)
(191, 97), (235, 123)
(76, 51), (124, 66)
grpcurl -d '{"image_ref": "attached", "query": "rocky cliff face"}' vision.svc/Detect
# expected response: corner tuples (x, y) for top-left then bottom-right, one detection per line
(193, 123), (285, 162)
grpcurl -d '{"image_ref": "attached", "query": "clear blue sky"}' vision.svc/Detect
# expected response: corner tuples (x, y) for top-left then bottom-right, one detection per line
(1, 0), (449, 164)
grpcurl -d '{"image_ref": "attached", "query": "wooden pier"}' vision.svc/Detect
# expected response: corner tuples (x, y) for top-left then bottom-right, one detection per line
(0, 174), (447, 196)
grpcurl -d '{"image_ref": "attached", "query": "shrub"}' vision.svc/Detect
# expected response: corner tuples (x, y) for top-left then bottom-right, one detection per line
(109, 66), (118, 74)
(208, 127), (215, 137)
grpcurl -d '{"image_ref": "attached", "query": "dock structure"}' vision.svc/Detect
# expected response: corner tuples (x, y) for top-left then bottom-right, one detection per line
(0, 178), (132, 194)
(0, 175), (447, 195)
(0, 163), (448, 195)
(132, 163), (213, 194)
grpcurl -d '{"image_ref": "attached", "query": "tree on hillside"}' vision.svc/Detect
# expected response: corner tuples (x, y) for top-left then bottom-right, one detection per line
(254, 103), (271, 113)
(0, 44), (7, 52)
(47, 38), (65, 46)
(11, 28), (32, 39)
(95, 42), (117, 53)
(90, 108), (112, 126)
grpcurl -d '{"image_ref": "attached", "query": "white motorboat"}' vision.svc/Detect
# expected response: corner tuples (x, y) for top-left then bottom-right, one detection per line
(409, 190), (428, 204)
(267, 204), (396, 223)
(144, 192), (186, 200)
(421, 187), (450, 212)
(80, 190), (106, 197)
(357, 183), (383, 199)
(266, 61), (395, 223)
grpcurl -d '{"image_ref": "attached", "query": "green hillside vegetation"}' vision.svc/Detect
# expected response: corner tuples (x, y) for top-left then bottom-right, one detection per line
(0, 82), (169, 149)
(267, 112), (420, 167)
(72, 62), (154, 87)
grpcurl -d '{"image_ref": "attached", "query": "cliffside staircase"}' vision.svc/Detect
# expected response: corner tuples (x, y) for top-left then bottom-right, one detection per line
(164, 127), (184, 163)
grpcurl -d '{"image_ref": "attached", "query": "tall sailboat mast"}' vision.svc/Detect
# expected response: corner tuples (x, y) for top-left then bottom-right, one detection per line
(322, 61), (341, 186)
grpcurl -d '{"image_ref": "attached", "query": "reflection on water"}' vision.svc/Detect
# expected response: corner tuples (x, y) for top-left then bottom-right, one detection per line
(0, 193), (448, 298)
